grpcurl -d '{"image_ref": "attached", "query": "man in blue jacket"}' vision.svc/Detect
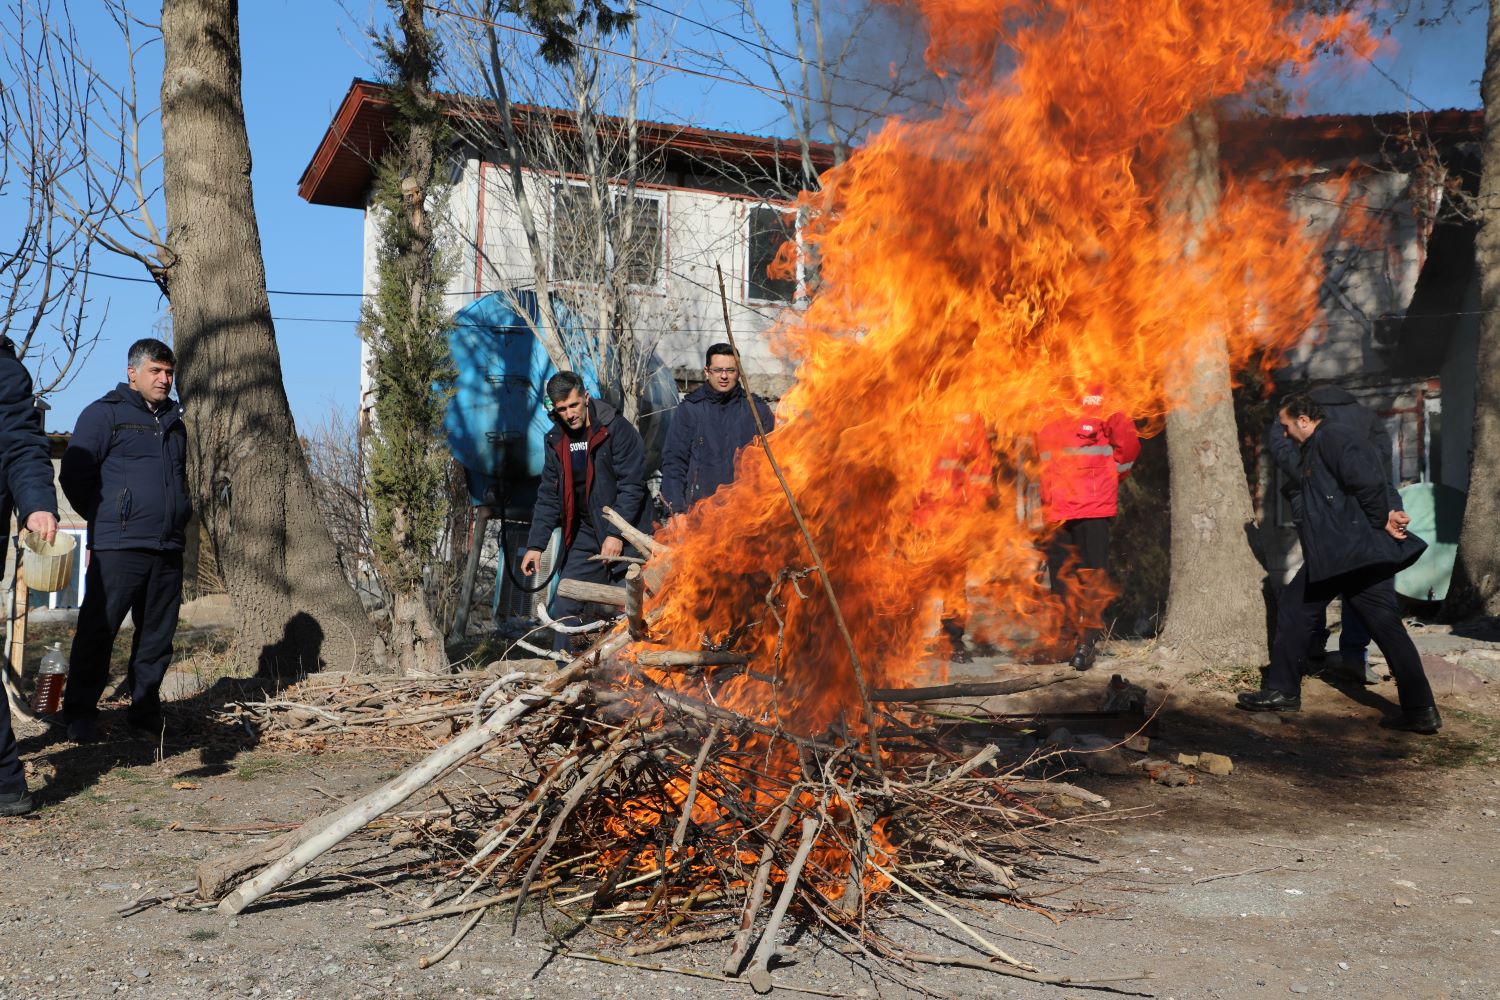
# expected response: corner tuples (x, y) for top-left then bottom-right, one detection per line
(658, 344), (773, 517)
(519, 372), (647, 650)
(59, 338), (191, 743)
(1268, 384), (1397, 683)
(1239, 392), (1438, 734)
(0, 336), (61, 816)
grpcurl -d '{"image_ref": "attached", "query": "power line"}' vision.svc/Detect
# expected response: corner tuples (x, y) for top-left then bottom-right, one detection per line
(421, 1), (897, 122)
(631, 0), (943, 115)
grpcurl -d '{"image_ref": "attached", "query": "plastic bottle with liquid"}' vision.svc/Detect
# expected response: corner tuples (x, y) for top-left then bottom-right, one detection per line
(31, 642), (67, 716)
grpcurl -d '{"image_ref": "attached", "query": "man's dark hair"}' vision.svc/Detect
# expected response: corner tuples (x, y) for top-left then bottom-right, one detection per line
(545, 370), (586, 405)
(704, 343), (736, 367)
(1278, 391), (1324, 423)
(128, 338), (175, 369)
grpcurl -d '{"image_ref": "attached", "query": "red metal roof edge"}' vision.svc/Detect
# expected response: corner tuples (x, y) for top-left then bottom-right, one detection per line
(1220, 108), (1481, 163)
(300, 79), (841, 208)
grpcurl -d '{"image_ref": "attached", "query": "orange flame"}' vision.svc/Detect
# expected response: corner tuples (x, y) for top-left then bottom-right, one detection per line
(637, 0), (1368, 738)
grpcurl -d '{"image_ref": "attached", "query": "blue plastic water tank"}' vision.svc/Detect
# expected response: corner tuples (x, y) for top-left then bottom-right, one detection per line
(446, 292), (599, 508)
(445, 291), (680, 507)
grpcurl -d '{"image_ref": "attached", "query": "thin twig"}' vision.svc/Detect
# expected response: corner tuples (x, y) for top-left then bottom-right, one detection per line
(1191, 864), (1285, 885)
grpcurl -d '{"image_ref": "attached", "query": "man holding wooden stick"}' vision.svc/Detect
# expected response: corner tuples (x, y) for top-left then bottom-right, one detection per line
(0, 334), (60, 816)
(520, 372), (648, 650)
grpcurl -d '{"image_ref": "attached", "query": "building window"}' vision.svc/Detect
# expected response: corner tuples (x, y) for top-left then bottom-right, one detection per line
(615, 193), (663, 286)
(747, 205), (796, 303)
(551, 184), (601, 283)
(550, 183), (664, 287)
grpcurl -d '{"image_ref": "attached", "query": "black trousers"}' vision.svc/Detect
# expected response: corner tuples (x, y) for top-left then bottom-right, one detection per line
(548, 524), (624, 651)
(1046, 517), (1111, 643)
(0, 670), (23, 794)
(63, 549), (184, 721)
(1267, 563), (1434, 711)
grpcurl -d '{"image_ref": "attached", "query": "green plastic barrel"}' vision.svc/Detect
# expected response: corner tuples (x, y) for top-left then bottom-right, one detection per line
(1394, 482), (1465, 602)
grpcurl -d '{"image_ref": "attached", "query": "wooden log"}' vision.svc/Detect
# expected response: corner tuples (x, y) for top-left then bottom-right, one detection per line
(214, 631), (631, 915)
(624, 565), (646, 640)
(723, 799), (795, 975)
(554, 578), (628, 607)
(636, 650), (749, 668)
(870, 665), (1076, 702)
(746, 816), (821, 991)
(600, 506), (661, 557)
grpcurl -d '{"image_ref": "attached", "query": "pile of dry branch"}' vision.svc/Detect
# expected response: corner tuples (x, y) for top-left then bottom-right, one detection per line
(197, 618), (1150, 994)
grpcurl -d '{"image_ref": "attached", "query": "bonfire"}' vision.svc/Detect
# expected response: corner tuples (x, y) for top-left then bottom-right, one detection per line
(198, 0), (1369, 991)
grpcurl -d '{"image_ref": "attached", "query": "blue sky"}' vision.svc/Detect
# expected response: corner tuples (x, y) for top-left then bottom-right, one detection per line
(28, 1), (1486, 434)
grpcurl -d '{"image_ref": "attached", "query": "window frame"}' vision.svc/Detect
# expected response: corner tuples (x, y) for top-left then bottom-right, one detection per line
(548, 179), (667, 291)
(744, 202), (799, 305)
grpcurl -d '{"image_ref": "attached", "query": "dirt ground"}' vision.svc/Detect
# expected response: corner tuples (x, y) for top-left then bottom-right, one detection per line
(2, 621), (1499, 1000)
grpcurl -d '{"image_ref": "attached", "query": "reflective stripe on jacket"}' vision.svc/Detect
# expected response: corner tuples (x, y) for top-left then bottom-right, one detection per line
(1037, 402), (1140, 522)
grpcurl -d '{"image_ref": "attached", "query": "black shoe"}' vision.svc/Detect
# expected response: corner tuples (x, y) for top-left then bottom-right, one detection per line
(0, 789), (33, 817)
(1237, 689), (1301, 712)
(65, 717), (101, 744)
(1380, 706), (1442, 734)
(1069, 642), (1097, 672)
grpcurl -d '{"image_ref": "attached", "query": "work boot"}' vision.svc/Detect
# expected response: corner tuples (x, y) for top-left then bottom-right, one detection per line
(1069, 640), (1097, 672)
(1380, 706), (1442, 734)
(0, 788), (34, 817)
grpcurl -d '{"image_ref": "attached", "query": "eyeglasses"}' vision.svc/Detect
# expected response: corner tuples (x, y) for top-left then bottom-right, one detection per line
(706, 367), (738, 376)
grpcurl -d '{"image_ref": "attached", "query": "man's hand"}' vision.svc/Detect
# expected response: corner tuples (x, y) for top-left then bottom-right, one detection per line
(1385, 510), (1411, 541)
(25, 511), (57, 544)
(520, 549), (542, 577)
(600, 536), (624, 560)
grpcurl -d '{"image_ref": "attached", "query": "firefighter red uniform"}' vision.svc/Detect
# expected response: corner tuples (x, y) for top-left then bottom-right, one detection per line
(1037, 389), (1140, 670)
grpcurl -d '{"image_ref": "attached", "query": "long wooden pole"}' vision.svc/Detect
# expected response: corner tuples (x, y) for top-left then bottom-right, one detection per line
(217, 630), (630, 915)
(3, 528), (35, 721)
(713, 265), (882, 773)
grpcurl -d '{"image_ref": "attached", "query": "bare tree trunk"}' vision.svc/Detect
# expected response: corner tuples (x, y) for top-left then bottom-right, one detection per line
(1444, 0), (1500, 620)
(1156, 111), (1267, 667)
(367, 0), (450, 674)
(160, 0), (382, 675)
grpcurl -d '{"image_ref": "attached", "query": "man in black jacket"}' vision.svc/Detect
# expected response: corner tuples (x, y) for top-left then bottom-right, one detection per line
(519, 372), (647, 649)
(0, 336), (60, 816)
(1239, 392), (1438, 733)
(658, 343), (773, 517)
(1268, 384), (1396, 682)
(59, 338), (191, 743)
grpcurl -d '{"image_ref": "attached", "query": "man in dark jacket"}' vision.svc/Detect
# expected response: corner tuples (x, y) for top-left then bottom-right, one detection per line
(658, 343), (773, 516)
(520, 372), (647, 649)
(1239, 392), (1438, 733)
(59, 338), (191, 743)
(0, 336), (60, 816)
(1268, 384), (1397, 682)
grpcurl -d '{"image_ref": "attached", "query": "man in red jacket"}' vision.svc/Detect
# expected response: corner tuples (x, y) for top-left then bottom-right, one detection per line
(1038, 385), (1140, 670)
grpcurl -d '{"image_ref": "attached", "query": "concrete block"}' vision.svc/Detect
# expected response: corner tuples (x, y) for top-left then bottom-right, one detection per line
(1420, 655), (1487, 696)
